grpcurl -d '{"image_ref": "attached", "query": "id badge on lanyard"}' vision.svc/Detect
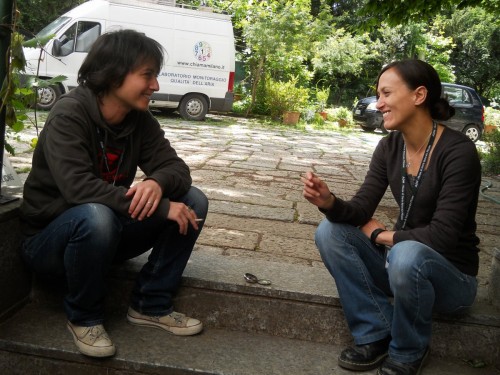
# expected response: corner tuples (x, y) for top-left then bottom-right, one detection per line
(386, 122), (437, 268)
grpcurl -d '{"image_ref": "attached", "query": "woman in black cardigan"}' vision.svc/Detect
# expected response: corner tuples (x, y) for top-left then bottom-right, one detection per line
(302, 59), (481, 375)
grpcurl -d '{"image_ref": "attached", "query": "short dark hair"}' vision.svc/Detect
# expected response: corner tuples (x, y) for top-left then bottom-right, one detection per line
(376, 59), (454, 121)
(78, 29), (164, 95)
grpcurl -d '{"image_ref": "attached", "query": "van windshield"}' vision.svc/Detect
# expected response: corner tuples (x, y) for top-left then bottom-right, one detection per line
(35, 16), (71, 40)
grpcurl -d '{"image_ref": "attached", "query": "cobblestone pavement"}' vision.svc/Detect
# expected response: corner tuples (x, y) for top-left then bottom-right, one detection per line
(5, 113), (500, 303)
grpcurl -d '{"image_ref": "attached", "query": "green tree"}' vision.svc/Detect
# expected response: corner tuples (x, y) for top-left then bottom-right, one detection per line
(359, 0), (499, 28)
(375, 23), (426, 63)
(311, 28), (375, 104)
(417, 22), (455, 83)
(223, 0), (328, 115)
(441, 7), (500, 99)
(16, 0), (83, 36)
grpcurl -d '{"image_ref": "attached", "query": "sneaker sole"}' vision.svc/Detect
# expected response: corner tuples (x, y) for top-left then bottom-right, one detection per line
(126, 313), (203, 336)
(338, 352), (388, 371)
(66, 323), (116, 358)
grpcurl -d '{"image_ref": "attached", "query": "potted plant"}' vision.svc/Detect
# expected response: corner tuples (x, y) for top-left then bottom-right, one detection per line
(233, 83), (244, 102)
(334, 107), (351, 127)
(316, 87), (330, 120)
(484, 106), (500, 134)
(266, 77), (309, 125)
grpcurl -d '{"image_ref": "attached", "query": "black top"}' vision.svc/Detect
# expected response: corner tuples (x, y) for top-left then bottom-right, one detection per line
(20, 85), (191, 236)
(323, 127), (481, 276)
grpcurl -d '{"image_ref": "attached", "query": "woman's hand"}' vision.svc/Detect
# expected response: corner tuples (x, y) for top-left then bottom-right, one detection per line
(167, 202), (200, 235)
(126, 179), (163, 220)
(301, 171), (335, 210)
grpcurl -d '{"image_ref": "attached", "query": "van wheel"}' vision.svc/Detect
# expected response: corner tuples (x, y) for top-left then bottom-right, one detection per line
(463, 124), (480, 143)
(36, 85), (62, 111)
(179, 94), (208, 121)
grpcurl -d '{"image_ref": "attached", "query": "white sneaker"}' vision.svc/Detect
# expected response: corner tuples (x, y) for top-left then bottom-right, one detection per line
(127, 307), (203, 336)
(67, 321), (116, 358)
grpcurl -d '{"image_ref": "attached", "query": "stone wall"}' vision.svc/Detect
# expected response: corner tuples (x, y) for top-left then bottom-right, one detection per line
(0, 197), (31, 321)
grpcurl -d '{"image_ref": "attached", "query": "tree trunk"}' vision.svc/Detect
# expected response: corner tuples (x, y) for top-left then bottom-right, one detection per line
(245, 56), (265, 117)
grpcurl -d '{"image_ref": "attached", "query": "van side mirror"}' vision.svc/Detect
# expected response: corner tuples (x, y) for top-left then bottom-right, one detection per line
(52, 39), (62, 57)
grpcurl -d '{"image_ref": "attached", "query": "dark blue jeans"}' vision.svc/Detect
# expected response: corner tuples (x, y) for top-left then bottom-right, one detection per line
(315, 220), (477, 363)
(21, 186), (208, 327)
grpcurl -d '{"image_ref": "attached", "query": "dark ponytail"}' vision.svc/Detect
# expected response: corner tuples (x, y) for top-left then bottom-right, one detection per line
(377, 59), (454, 121)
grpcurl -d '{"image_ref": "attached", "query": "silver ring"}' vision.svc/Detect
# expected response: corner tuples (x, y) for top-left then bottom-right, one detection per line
(147, 201), (152, 205)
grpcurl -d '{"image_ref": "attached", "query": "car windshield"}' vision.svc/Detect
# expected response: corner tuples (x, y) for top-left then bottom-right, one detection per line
(32, 16), (71, 42)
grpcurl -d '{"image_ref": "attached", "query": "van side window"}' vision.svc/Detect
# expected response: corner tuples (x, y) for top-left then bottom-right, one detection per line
(57, 23), (77, 56)
(75, 23), (101, 52)
(55, 22), (101, 56)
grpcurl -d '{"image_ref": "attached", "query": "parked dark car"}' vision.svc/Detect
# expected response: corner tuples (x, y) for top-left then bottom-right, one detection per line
(352, 83), (485, 142)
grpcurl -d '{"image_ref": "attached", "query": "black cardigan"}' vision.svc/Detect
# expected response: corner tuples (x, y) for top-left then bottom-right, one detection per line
(323, 127), (481, 276)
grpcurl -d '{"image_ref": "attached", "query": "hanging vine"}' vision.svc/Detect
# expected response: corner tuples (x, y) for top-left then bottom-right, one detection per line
(1, 1), (64, 155)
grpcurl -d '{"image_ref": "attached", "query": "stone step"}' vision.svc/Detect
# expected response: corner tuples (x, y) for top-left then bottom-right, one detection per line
(0, 300), (494, 375)
(25, 247), (500, 370)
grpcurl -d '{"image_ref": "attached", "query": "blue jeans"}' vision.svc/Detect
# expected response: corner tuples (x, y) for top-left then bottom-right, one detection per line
(21, 186), (208, 327)
(315, 220), (477, 363)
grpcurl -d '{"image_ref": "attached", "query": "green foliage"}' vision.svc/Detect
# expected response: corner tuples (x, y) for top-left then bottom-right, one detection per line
(480, 128), (500, 175)
(1, 33), (34, 137)
(417, 22), (456, 83)
(9, 0), (500, 132)
(265, 77), (309, 120)
(312, 29), (374, 78)
(371, 22), (455, 82)
(375, 23), (425, 63)
(485, 107), (500, 127)
(16, 0), (84, 35)
(217, 0), (326, 115)
(359, 0), (499, 29)
(231, 96), (251, 115)
(315, 86), (330, 111)
(312, 28), (376, 105)
(1, 31), (66, 134)
(325, 106), (354, 127)
(441, 8), (500, 99)
(2, 6), (67, 155)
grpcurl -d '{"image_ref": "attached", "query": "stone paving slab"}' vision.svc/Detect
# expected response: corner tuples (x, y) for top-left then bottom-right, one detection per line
(5, 112), (500, 306)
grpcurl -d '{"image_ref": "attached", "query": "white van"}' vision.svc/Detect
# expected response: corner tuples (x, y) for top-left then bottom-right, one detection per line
(23, 0), (236, 120)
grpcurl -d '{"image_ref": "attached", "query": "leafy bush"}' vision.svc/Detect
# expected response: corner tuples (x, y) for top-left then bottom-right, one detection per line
(316, 87), (330, 112)
(480, 128), (500, 175)
(232, 96), (251, 114)
(265, 77), (309, 120)
(326, 106), (354, 126)
(484, 107), (500, 127)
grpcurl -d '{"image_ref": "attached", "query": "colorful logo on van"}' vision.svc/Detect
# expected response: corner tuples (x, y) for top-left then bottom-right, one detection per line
(194, 41), (211, 62)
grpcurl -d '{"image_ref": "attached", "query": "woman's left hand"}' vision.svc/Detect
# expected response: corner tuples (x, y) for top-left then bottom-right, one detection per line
(126, 179), (163, 220)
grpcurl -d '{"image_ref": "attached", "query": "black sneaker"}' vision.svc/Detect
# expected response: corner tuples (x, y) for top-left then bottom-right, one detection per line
(377, 348), (429, 375)
(338, 336), (391, 371)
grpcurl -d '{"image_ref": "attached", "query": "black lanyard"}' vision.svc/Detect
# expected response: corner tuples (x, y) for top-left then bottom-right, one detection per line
(399, 121), (437, 229)
(96, 127), (126, 186)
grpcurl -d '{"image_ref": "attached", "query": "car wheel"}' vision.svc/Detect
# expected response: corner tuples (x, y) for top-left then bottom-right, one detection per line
(463, 124), (481, 143)
(360, 125), (375, 132)
(380, 121), (389, 134)
(36, 85), (62, 111)
(179, 94), (208, 121)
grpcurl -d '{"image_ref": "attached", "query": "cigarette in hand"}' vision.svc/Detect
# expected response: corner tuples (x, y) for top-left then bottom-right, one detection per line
(195, 218), (204, 222)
